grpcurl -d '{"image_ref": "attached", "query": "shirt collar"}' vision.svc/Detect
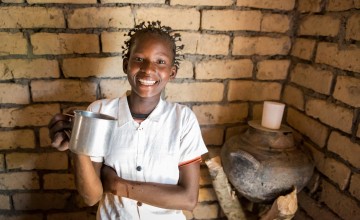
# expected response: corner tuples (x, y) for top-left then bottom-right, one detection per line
(117, 92), (164, 126)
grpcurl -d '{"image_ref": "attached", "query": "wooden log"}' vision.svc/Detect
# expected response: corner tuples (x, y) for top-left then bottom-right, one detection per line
(205, 156), (247, 220)
(259, 188), (298, 220)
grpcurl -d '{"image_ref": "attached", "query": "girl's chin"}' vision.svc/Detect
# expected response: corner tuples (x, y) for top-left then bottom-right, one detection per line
(132, 90), (161, 99)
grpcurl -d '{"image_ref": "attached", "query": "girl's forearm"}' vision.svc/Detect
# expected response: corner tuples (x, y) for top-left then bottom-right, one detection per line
(121, 179), (197, 210)
(72, 153), (103, 206)
(102, 163), (200, 210)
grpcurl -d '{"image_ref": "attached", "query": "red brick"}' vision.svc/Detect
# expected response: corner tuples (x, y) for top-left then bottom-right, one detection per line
(193, 203), (219, 219)
(0, 172), (39, 190)
(320, 180), (360, 220)
(299, 15), (340, 37)
(136, 8), (199, 30)
(179, 32), (230, 55)
(233, 36), (291, 55)
(101, 31), (128, 53)
(166, 82), (224, 102)
(100, 79), (130, 99)
(0, 83), (29, 104)
(256, 60), (290, 80)
(291, 63), (333, 95)
(349, 173), (360, 200)
(29, 0), (95, 3)
(346, 13), (360, 41)
(261, 14), (291, 33)
(198, 188), (217, 202)
(0, 194), (10, 210)
(0, 130), (35, 149)
(63, 57), (122, 78)
(202, 10), (261, 31)
(196, 59), (253, 80)
(31, 33), (99, 55)
(237, 0), (295, 10)
(228, 81), (282, 101)
(333, 75), (360, 107)
(0, 154), (4, 171)
(316, 42), (360, 72)
(0, 6), (65, 28)
(39, 127), (51, 148)
(0, 32), (27, 56)
(291, 38), (316, 60)
(297, 191), (341, 220)
(298, 0), (322, 13)
(287, 108), (329, 147)
(171, 0), (232, 6)
(283, 85), (305, 111)
(192, 103), (248, 125)
(0, 59), (59, 80)
(199, 167), (212, 186)
(0, 104), (60, 127)
(68, 7), (134, 29)
(305, 99), (353, 134)
(31, 80), (97, 102)
(43, 173), (76, 190)
(327, 0), (354, 11)
(6, 152), (68, 170)
(201, 127), (224, 145)
(306, 142), (351, 190)
(13, 193), (71, 210)
(328, 131), (360, 168)
(176, 60), (193, 79)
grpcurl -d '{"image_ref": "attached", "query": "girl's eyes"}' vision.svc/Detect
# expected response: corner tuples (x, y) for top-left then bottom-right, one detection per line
(133, 57), (166, 65)
(157, 59), (166, 64)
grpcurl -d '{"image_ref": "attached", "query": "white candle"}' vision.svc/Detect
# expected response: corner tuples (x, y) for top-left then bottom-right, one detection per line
(261, 101), (285, 130)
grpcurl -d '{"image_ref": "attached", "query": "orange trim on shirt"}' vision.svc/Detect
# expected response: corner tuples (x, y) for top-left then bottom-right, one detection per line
(178, 156), (202, 167)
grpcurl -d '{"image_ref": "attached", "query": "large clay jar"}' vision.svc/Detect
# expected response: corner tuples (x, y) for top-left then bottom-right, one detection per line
(221, 120), (314, 203)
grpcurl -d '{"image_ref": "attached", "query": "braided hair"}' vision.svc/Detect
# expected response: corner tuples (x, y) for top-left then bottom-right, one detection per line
(122, 21), (184, 70)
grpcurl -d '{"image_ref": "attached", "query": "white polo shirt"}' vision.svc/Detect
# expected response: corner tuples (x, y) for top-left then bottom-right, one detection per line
(87, 93), (208, 220)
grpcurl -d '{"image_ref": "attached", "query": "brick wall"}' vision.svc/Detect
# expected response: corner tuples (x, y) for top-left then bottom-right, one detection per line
(288, 1), (360, 220)
(0, 0), (359, 220)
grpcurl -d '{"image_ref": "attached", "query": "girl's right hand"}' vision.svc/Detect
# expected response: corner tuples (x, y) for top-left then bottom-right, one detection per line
(48, 113), (73, 151)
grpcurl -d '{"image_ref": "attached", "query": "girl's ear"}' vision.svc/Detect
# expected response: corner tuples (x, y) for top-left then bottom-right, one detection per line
(170, 66), (177, 79)
(123, 58), (128, 74)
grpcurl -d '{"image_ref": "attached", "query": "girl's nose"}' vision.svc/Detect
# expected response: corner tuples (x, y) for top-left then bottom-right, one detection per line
(140, 61), (155, 74)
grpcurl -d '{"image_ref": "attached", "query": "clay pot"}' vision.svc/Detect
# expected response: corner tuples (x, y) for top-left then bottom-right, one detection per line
(221, 120), (314, 203)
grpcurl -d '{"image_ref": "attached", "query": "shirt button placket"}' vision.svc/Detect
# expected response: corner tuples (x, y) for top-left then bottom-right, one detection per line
(136, 126), (144, 180)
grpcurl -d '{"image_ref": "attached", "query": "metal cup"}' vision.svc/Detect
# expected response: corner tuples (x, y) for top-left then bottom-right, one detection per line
(69, 110), (116, 157)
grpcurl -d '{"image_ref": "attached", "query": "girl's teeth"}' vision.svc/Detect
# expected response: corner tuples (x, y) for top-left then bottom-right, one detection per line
(139, 79), (156, 85)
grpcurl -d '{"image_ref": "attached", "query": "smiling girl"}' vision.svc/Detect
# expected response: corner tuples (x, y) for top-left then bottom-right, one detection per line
(49, 21), (208, 220)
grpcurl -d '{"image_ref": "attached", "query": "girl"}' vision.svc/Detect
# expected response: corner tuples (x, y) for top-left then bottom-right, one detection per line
(49, 21), (208, 220)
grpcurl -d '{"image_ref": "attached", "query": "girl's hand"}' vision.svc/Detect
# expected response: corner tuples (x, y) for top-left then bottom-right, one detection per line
(48, 112), (73, 151)
(101, 165), (121, 195)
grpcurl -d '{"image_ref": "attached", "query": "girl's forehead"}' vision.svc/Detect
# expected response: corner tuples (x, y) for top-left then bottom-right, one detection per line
(131, 33), (174, 53)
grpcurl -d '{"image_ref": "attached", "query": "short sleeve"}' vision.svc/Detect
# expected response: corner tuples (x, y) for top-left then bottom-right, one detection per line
(178, 108), (208, 164)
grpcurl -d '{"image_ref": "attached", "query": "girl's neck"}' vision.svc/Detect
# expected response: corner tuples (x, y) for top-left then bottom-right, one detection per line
(127, 93), (160, 116)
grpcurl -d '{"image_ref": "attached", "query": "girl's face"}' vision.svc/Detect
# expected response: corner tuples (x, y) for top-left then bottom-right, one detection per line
(123, 33), (177, 99)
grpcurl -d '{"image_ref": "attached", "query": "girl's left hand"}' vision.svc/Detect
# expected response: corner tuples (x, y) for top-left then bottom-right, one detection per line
(101, 165), (120, 195)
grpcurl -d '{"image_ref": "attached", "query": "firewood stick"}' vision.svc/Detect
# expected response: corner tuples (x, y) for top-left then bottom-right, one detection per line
(205, 156), (247, 220)
(260, 188), (298, 220)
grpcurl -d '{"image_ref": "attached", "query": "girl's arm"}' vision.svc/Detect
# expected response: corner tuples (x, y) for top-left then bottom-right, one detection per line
(73, 153), (103, 206)
(101, 161), (201, 211)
